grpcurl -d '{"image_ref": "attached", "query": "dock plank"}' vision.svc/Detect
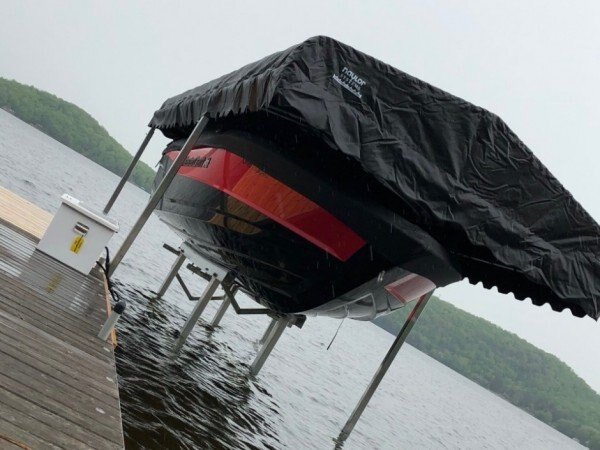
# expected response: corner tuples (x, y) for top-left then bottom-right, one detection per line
(0, 186), (52, 241)
(0, 358), (121, 427)
(0, 416), (62, 450)
(0, 187), (124, 449)
(0, 317), (119, 399)
(0, 313), (117, 388)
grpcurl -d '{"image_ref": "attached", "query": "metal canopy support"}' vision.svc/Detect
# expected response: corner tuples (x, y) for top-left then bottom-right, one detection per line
(108, 116), (209, 276)
(103, 127), (156, 214)
(156, 250), (186, 298)
(250, 317), (289, 376)
(336, 291), (434, 445)
(174, 275), (221, 352)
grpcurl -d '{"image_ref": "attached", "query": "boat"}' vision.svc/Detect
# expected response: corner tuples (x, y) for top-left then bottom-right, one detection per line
(149, 36), (600, 321)
(153, 115), (455, 319)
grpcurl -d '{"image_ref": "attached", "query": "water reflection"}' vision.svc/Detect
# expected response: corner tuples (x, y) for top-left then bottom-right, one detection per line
(114, 285), (282, 450)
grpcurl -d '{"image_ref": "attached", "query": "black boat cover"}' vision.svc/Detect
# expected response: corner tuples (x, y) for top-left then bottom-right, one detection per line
(150, 36), (600, 320)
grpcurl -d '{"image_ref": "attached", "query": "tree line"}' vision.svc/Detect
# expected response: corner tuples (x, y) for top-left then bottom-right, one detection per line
(374, 296), (600, 448)
(0, 77), (155, 191)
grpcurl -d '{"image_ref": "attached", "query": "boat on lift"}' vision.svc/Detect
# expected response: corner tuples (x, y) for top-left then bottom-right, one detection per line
(149, 36), (600, 322)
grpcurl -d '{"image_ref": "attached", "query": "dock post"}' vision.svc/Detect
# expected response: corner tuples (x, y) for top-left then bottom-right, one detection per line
(108, 115), (209, 277)
(335, 291), (434, 445)
(156, 250), (186, 298)
(174, 275), (220, 351)
(98, 300), (127, 341)
(250, 317), (289, 376)
(259, 317), (278, 345)
(103, 127), (155, 214)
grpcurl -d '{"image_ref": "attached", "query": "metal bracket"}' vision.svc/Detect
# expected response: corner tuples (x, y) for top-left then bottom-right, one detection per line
(222, 282), (272, 315)
(175, 273), (201, 301)
(185, 262), (220, 282)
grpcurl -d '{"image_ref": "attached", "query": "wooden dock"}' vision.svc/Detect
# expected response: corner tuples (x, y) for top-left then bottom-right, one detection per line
(0, 187), (124, 449)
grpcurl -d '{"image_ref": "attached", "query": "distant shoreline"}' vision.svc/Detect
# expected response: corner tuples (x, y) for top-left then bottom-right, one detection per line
(0, 77), (155, 192)
(374, 296), (600, 448)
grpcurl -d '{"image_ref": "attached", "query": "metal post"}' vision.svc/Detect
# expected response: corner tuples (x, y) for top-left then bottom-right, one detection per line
(108, 116), (209, 276)
(156, 251), (186, 298)
(210, 284), (237, 327)
(98, 300), (126, 341)
(259, 317), (278, 345)
(336, 291), (434, 445)
(210, 298), (231, 327)
(250, 317), (289, 376)
(104, 127), (155, 214)
(174, 275), (220, 351)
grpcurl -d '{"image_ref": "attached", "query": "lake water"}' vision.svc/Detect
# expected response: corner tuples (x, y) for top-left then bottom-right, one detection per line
(0, 109), (584, 449)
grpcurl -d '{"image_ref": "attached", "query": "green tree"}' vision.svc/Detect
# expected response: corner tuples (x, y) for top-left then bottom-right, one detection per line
(0, 77), (155, 191)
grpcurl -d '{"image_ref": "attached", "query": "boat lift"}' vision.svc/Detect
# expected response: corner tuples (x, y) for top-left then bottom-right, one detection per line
(99, 115), (434, 445)
(157, 241), (304, 374)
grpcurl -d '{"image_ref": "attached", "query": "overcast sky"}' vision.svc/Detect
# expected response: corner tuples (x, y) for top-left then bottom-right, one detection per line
(1, 0), (599, 392)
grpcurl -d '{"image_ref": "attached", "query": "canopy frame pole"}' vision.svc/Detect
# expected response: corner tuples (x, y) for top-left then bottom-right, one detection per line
(156, 249), (186, 298)
(103, 127), (155, 214)
(336, 291), (434, 445)
(108, 116), (209, 277)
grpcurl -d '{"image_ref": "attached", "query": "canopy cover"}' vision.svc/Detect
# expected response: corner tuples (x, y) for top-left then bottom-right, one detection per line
(150, 36), (600, 320)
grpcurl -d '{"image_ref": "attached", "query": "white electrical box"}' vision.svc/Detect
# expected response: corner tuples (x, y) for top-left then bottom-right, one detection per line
(37, 194), (119, 274)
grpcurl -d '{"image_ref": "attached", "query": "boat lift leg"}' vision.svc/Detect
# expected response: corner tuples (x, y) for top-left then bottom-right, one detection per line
(108, 115), (209, 277)
(103, 127), (155, 214)
(174, 275), (220, 351)
(156, 250), (186, 298)
(250, 317), (289, 376)
(210, 283), (238, 328)
(258, 317), (278, 345)
(336, 291), (434, 445)
(210, 298), (231, 327)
